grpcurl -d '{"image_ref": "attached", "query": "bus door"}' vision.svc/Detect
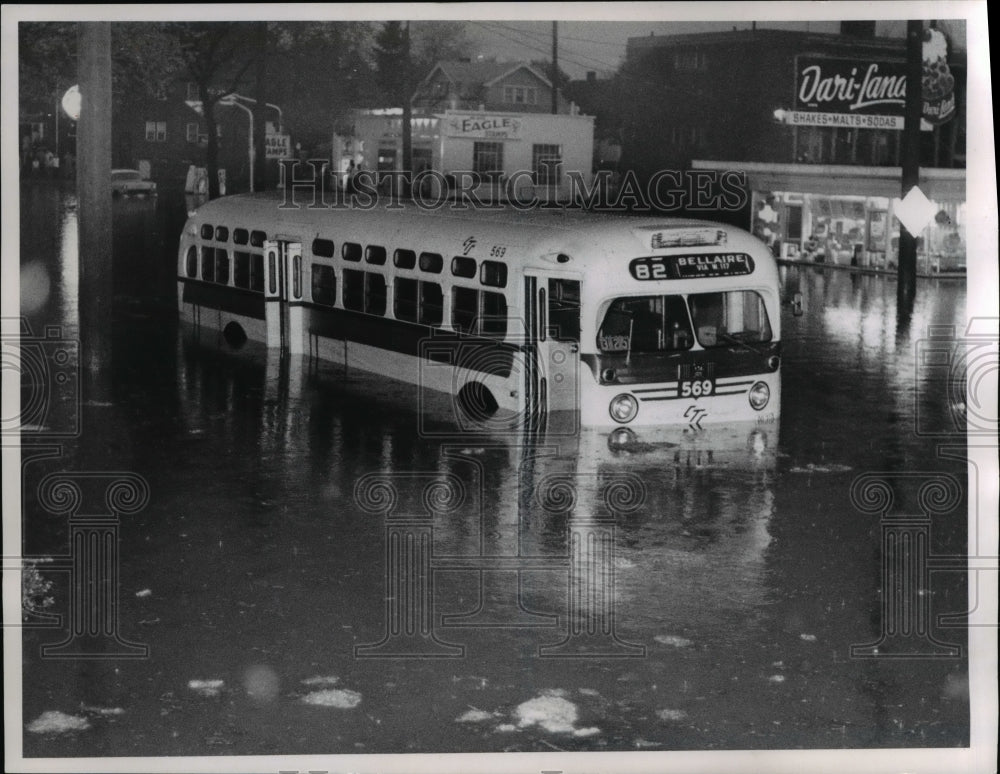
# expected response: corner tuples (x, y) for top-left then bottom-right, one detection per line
(524, 272), (581, 431)
(264, 239), (304, 353)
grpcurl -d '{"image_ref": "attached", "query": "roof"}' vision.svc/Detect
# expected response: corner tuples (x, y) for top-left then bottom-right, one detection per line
(189, 192), (773, 273)
(422, 60), (552, 89)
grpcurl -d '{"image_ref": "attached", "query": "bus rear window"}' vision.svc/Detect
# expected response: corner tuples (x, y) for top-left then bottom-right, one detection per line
(689, 291), (772, 347)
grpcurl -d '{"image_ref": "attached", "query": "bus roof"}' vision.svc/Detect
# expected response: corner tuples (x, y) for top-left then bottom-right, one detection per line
(188, 192), (775, 272)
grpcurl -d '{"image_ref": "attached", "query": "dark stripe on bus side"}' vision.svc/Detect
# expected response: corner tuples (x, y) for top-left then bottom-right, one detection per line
(180, 279), (266, 320)
(303, 303), (517, 379)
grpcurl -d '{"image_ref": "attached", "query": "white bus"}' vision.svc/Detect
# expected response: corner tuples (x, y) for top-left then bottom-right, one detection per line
(177, 194), (782, 444)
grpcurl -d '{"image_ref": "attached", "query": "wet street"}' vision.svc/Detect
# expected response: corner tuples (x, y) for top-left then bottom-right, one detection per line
(16, 181), (971, 757)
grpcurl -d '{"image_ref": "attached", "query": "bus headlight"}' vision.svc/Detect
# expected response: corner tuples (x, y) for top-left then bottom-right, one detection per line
(609, 393), (639, 423)
(748, 381), (770, 411)
(608, 427), (637, 450)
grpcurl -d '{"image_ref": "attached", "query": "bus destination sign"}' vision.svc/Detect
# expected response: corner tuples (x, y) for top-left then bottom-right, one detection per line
(630, 253), (755, 280)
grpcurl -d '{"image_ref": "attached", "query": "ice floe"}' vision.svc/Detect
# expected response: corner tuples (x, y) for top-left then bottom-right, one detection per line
(654, 634), (693, 647)
(26, 710), (91, 734)
(188, 679), (224, 697)
(456, 708), (497, 723)
(514, 691), (599, 737)
(301, 688), (362, 708)
(656, 708), (688, 722)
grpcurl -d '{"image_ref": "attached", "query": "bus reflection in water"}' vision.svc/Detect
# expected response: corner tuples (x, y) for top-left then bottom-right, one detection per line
(177, 194), (782, 453)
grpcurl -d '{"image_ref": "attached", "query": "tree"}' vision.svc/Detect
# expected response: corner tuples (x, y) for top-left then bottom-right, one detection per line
(173, 23), (256, 198)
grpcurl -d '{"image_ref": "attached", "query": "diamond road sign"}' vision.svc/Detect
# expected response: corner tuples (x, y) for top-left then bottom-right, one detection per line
(895, 185), (936, 235)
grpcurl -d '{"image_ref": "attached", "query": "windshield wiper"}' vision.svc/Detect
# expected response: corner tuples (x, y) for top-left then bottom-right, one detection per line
(717, 331), (766, 356)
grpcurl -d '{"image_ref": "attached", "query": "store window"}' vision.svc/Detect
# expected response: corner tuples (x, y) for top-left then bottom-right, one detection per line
(532, 144), (562, 186)
(473, 142), (503, 180)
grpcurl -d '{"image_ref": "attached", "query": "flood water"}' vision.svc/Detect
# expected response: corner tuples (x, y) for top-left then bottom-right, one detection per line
(15, 182), (971, 757)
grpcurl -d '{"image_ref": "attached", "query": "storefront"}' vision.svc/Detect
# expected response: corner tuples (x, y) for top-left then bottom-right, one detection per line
(335, 108), (595, 201)
(692, 160), (967, 274)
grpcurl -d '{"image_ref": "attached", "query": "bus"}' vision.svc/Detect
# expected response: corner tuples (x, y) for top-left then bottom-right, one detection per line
(177, 193), (782, 445)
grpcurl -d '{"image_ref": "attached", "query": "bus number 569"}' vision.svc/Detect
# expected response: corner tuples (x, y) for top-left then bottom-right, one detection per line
(680, 379), (714, 397)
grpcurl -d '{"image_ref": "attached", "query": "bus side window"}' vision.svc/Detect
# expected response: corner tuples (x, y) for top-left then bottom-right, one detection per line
(452, 286), (478, 334)
(420, 282), (443, 326)
(548, 279), (580, 342)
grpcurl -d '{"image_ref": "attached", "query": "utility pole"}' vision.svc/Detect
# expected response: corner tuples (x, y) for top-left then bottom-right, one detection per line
(253, 22), (267, 192)
(551, 21), (559, 114)
(77, 22), (113, 400)
(402, 20), (412, 199)
(898, 20), (924, 309)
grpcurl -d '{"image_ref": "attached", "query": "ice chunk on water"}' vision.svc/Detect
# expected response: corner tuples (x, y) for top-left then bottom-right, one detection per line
(188, 679), (224, 697)
(515, 692), (595, 735)
(654, 634), (693, 647)
(26, 710), (91, 734)
(656, 708), (688, 722)
(456, 709), (495, 723)
(301, 688), (362, 708)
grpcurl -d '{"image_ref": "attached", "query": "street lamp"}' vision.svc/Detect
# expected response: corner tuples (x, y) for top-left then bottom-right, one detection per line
(219, 97), (254, 193)
(227, 93), (283, 132)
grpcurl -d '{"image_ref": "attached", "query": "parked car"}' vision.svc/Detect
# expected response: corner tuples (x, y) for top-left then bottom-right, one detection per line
(111, 169), (157, 197)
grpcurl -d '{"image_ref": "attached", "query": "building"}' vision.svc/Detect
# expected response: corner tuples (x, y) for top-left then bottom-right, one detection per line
(623, 24), (967, 272)
(333, 60), (595, 202)
(111, 80), (290, 191)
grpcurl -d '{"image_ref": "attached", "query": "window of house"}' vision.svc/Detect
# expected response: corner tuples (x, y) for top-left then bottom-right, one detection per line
(532, 144), (562, 186)
(503, 85), (538, 105)
(186, 82), (200, 101)
(472, 142), (503, 178)
(145, 121), (167, 142)
(673, 50), (707, 71)
(186, 123), (199, 143)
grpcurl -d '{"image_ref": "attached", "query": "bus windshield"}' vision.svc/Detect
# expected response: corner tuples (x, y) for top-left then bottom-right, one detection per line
(597, 290), (772, 353)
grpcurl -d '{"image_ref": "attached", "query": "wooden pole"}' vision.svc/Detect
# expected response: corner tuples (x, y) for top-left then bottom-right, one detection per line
(898, 20), (923, 309)
(77, 22), (113, 401)
(551, 21), (559, 114)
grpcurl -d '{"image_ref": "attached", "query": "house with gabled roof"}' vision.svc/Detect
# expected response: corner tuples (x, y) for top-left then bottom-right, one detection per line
(414, 59), (572, 114)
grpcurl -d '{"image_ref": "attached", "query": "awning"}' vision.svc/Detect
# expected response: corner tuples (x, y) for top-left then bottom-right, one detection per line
(691, 160), (966, 202)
